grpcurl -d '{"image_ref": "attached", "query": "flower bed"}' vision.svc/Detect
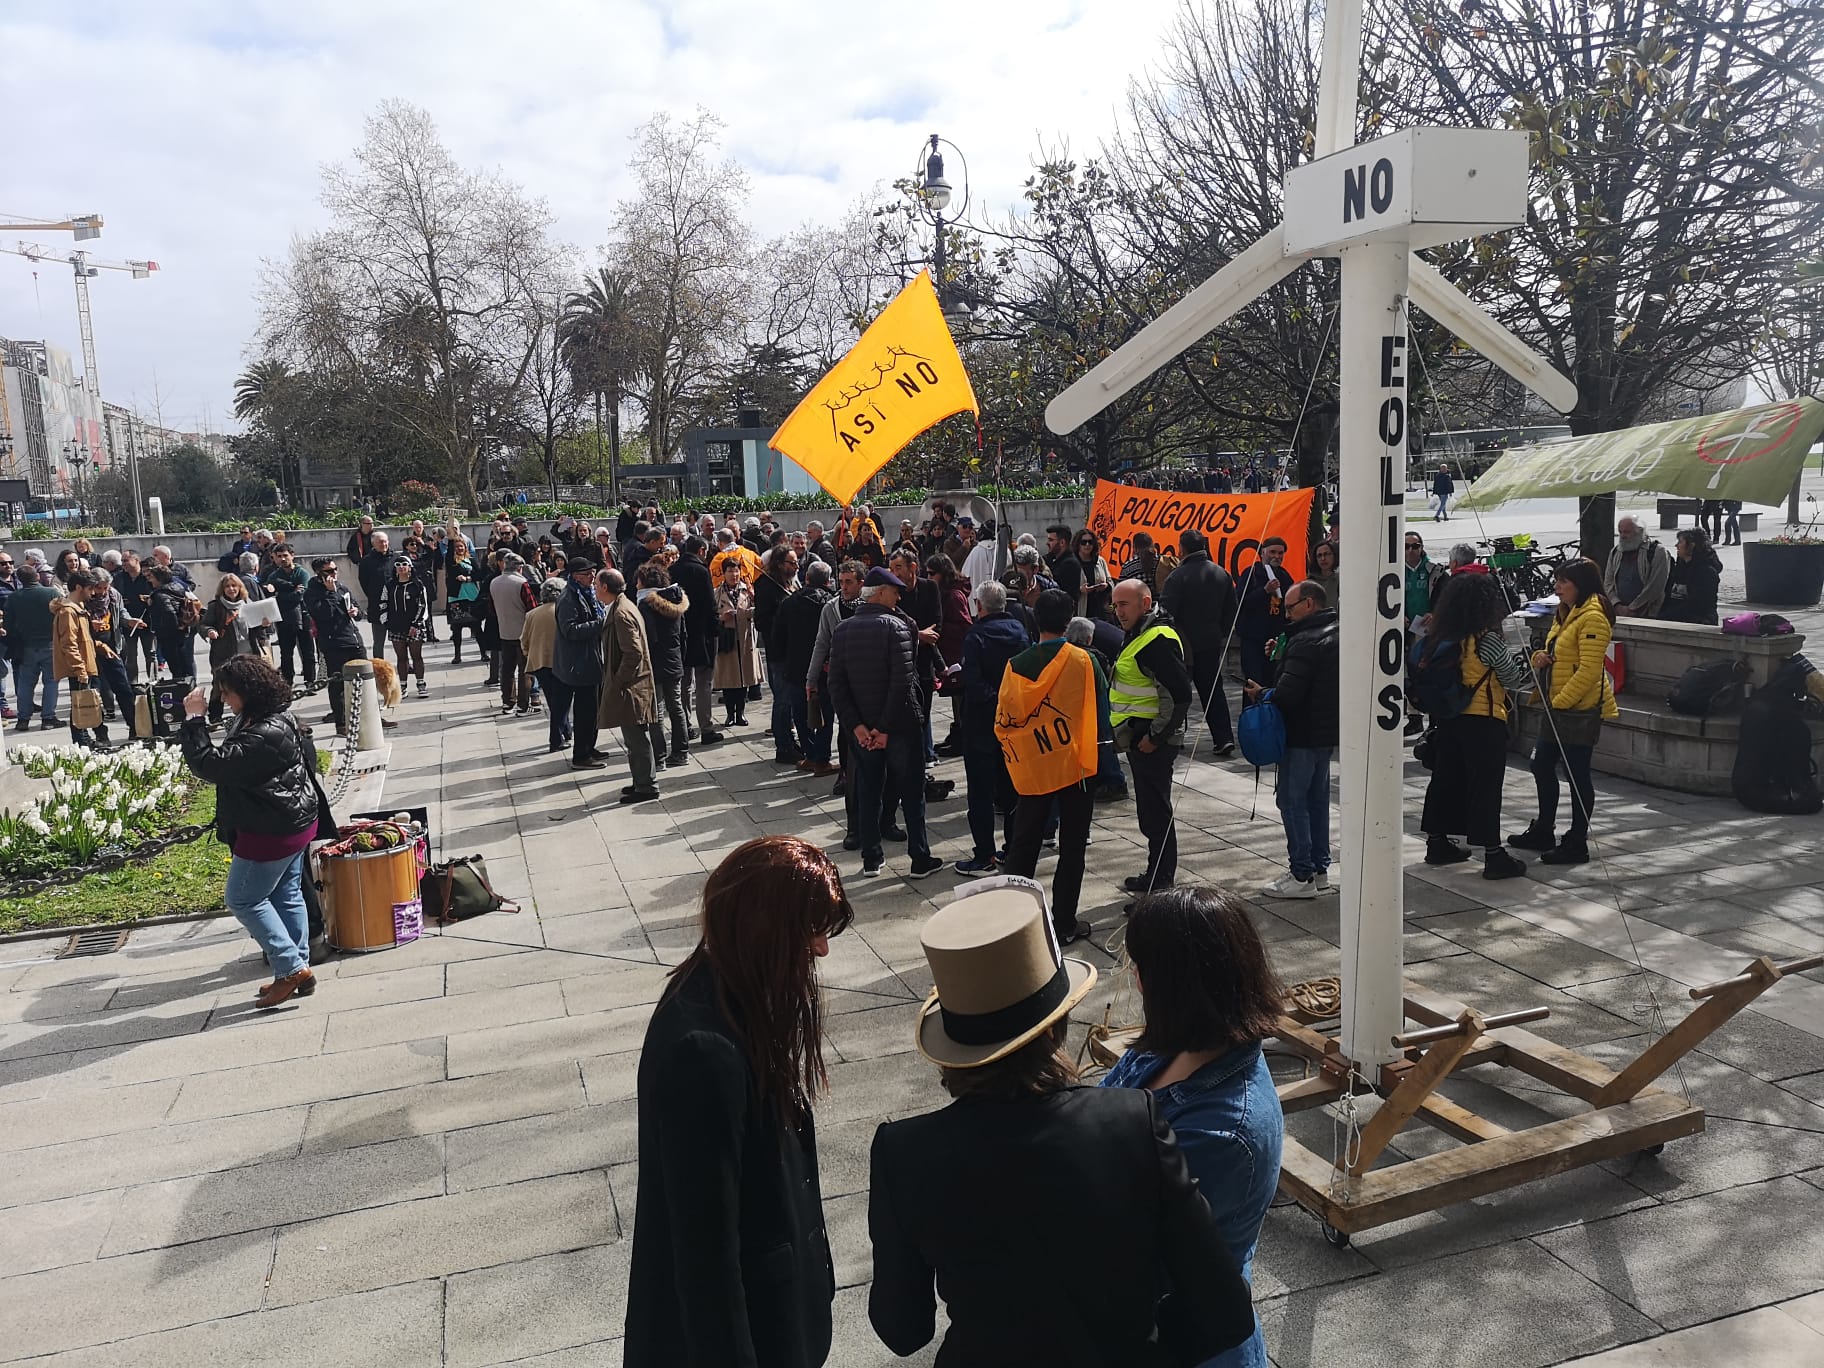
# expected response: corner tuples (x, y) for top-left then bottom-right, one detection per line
(0, 744), (194, 880)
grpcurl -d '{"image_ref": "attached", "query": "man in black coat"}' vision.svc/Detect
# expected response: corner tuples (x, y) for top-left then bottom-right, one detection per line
(774, 562), (837, 774)
(356, 531), (394, 655)
(673, 537), (721, 745)
(1246, 578), (1339, 899)
(304, 558), (366, 731)
(554, 557), (610, 769)
(1158, 527), (1238, 756)
(827, 568), (941, 879)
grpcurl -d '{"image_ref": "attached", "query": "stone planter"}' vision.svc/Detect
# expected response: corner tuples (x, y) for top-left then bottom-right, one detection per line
(1742, 540), (1824, 607)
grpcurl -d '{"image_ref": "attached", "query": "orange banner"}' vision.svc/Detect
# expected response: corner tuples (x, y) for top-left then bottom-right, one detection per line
(1087, 480), (1315, 580)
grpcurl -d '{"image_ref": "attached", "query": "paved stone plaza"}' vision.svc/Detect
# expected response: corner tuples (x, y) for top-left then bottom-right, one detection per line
(4, 648), (1824, 1366)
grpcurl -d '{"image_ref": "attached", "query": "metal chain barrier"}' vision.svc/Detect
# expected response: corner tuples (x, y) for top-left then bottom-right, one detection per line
(1, 670), (380, 899)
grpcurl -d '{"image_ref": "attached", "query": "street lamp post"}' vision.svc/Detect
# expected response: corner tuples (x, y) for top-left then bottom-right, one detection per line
(915, 133), (973, 330)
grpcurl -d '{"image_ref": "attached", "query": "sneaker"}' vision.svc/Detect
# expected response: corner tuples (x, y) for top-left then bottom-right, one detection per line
(1316, 867), (1334, 890)
(0, 707), (13, 720)
(1260, 873), (1318, 900)
(881, 825), (908, 843)
(666, 752), (688, 767)
(908, 855), (944, 879)
(1482, 847), (1529, 880)
(1540, 836), (1589, 866)
(1212, 742), (1236, 758)
(417, 680), (429, 698)
(1508, 823), (1556, 852)
(40, 717), (63, 729)
(1042, 834), (1058, 850)
(953, 856), (998, 875)
(1425, 834), (1473, 866)
(500, 704), (516, 715)
(861, 858), (883, 878)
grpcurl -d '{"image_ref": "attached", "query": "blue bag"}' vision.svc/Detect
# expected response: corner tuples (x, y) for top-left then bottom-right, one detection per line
(1237, 693), (1286, 767)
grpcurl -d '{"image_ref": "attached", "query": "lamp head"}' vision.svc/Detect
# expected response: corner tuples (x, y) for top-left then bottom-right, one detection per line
(923, 145), (952, 212)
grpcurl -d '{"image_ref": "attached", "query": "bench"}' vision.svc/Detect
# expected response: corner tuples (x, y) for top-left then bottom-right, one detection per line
(1655, 497), (1758, 533)
(1507, 616), (1824, 796)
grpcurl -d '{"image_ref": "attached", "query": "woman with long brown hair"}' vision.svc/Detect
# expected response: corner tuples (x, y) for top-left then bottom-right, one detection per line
(625, 836), (854, 1368)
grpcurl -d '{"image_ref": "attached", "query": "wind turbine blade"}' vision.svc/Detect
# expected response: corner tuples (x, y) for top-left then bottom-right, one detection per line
(1408, 259), (1579, 415)
(1046, 229), (1310, 434)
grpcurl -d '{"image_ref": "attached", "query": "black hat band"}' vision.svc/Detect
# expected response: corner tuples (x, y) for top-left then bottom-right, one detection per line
(939, 962), (1070, 1047)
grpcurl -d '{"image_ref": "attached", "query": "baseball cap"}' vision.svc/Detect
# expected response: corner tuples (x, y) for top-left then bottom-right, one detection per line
(957, 516), (975, 527)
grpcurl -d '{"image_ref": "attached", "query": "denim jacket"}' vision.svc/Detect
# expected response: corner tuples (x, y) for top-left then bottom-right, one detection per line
(1101, 1041), (1283, 1368)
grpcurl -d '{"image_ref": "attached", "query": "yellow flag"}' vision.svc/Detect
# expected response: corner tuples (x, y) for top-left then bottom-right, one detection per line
(769, 271), (978, 506)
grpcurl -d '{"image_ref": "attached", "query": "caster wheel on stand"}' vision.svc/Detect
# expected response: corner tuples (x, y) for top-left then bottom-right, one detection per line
(1322, 1222), (1351, 1249)
(1639, 1143), (1666, 1157)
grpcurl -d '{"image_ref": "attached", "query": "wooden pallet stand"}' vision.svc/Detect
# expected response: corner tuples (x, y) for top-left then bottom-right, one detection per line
(1271, 954), (1822, 1245)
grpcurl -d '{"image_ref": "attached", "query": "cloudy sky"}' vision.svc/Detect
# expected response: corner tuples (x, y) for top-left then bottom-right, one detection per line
(0, 0), (1180, 434)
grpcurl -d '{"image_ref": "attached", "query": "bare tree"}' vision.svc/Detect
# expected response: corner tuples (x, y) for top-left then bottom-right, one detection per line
(611, 111), (752, 457)
(1375, 0), (1824, 557)
(257, 101), (557, 511)
(516, 278), (585, 502)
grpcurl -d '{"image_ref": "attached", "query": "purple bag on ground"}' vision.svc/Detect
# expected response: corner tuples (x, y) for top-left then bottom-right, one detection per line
(1722, 612), (1794, 636)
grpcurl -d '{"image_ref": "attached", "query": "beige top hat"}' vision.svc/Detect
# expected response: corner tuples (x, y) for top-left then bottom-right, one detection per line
(916, 878), (1097, 1068)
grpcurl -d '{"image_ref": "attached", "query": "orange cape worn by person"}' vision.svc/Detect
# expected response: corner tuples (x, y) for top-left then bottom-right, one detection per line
(994, 642), (1099, 797)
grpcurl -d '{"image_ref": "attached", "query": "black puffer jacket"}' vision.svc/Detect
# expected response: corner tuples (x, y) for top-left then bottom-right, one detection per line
(1271, 608), (1340, 749)
(180, 711), (318, 848)
(775, 585), (836, 686)
(637, 585), (689, 683)
(827, 603), (922, 736)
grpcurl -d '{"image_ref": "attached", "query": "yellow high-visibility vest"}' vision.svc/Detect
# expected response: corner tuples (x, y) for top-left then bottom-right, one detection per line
(1109, 622), (1182, 727)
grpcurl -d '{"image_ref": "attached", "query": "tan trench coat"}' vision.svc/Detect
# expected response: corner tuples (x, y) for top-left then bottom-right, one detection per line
(597, 592), (657, 728)
(712, 582), (763, 689)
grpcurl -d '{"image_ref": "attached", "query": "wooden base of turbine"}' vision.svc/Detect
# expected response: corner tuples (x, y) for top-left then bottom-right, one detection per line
(1269, 954), (1820, 1244)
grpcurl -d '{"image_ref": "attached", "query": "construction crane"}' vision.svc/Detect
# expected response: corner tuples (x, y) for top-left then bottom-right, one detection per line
(1, 241), (158, 403)
(0, 221), (156, 529)
(0, 211), (103, 241)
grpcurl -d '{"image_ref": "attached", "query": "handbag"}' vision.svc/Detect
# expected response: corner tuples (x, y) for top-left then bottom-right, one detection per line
(718, 624), (737, 654)
(421, 855), (520, 924)
(70, 686), (104, 729)
(1547, 705), (1603, 746)
(292, 717), (338, 838)
(446, 599), (477, 628)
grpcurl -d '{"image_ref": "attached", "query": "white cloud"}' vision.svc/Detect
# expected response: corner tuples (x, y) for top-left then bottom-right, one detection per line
(0, 0), (1176, 433)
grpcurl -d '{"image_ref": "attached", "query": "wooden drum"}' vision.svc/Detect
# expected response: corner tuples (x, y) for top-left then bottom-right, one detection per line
(319, 844), (420, 953)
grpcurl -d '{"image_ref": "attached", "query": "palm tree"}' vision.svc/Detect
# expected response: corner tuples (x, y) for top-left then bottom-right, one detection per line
(559, 267), (641, 503)
(233, 358), (302, 506)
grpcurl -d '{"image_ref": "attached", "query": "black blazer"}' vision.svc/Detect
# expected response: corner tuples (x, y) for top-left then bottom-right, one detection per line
(624, 962), (836, 1368)
(868, 1086), (1253, 1367)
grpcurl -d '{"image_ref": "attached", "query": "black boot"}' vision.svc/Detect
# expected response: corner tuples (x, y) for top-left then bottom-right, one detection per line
(1482, 847), (1528, 880)
(1541, 834), (1589, 865)
(1425, 834), (1472, 866)
(1508, 821), (1556, 851)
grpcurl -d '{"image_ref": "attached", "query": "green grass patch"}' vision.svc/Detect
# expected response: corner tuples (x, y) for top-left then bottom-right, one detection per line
(0, 785), (232, 937)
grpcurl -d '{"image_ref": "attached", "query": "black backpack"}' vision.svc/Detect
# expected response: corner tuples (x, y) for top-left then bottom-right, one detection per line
(1732, 658), (1823, 815)
(1667, 659), (1749, 733)
(1407, 636), (1490, 720)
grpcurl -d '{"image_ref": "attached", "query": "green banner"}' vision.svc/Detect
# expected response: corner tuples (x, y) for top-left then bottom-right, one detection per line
(1458, 397), (1824, 510)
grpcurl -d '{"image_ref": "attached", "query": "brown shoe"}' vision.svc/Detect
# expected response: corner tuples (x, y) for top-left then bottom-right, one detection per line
(255, 968), (315, 1009)
(808, 762), (840, 778)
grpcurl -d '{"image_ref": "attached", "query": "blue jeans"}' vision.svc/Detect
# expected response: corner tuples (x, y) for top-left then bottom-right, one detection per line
(962, 724), (1013, 863)
(852, 731), (929, 864)
(767, 651), (798, 758)
(1276, 745), (1332, 880)
(14, 645), (58, 722)
(785, 686), (831, 763)
(226, 849), (309, 978)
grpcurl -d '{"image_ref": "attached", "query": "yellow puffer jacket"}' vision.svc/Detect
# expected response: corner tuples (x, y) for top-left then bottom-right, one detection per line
(1544, 596), (1619, 718)
(1459, 633), (1508, 723)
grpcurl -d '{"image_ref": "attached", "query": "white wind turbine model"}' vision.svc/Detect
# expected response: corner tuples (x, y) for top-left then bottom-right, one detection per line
(1051, 0), (1819, 1242)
